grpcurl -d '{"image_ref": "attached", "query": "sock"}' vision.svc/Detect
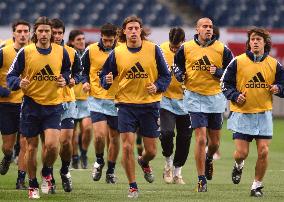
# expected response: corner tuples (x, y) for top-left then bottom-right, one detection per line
(165, 156), (173, 167)
(60, 160), (70, 175)
(72, 155), (79, 161)
(198, 175), (207, 184)
(51, 167), (55, 184)
(251, 180), (262, 190)
(235, 160), (244, 170)
(29, 178), (39, 188)
(4, 154), (12, 161)
(96, 153), (104, 165)
(173, 166), (182, 177)
(81, 149), (87, 157)
(139, 157), (149, 167)
(129, 182), (138, 189)
(206, 153), (213, 161)
(17, 170), (26, 180)
(42, 166), (52, 177)
(106, 161), (116, 174)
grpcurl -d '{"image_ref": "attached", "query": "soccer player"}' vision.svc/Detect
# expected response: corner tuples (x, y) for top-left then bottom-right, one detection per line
(0, 20), (30, 189)
(221, 27), (284, 197)
(51, 18), (82, 192)
(81, 23), (120, 184)
(173, 17), (233, 191)
(68, 30), (92, 169)
(100, 16), (171, 198)
(159, 27), (193, 184)
(7, 16), (71, 199)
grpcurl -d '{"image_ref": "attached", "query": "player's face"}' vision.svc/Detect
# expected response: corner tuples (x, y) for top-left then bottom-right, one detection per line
(36, 24), (52, 46)
(52, 28), (64, 45)
(124, 22), (142, 43)
(249, 33), (265, 55)
(197, 19), (213, 42)
(169, 41), (183, 53)
(13, 24), (30, 46)
(72, 34), (85, 51)
(101, 35), (116, 49)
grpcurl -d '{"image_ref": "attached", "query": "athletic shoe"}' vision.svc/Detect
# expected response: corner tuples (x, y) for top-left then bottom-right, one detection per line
(196, 180), (207, 192)
(232, 164), (243, 184)
(80, 155), (88, 169)
(92, 162), (104, 181)
(60, 171), (72, 192)
(173, 176), (185, 185)
(205, 158), (213, 180)
(163, 165), (173, 184)
(41, 174), (53, 194)
(105, 173), (117, 184)
(137, 156), (154, 183)
(127, 187), (139, 198)
(72, 155), (79, 169)
(28, 187), (40, 199)
(250, 186), (264, 197)
(0, 158), (11, 175)
(16, 178), (27, 190)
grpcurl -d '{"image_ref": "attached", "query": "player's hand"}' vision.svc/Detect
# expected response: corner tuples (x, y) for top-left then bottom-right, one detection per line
(57, 74), (66, 87)
(269, 84), (279, 94)
(236, 91), (246, 104)
(209, 65), (217, 74)
(20, 76), (30, 90)
(69, 78), (75, 88)
(146, 83), (157, 95)
(82, 82), (90, 93)
(106, 72), (113, 84)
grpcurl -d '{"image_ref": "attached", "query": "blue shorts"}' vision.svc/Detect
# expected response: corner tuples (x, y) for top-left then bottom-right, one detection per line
(88, 97), (117, 116)
(90, 111), (118, 130)
(61, 102), (76, 129)
(75, 100), (90, 120)
(20, 96), (63, 137)
(233, 132), (272, 142)
(227, 111), (273, 136)
(61, 101), (77, 121)
(61, 118), (75, 129)
(118, 105), (160, 138)
(189, 112), (223, 130)
(0, 103), (21, 135)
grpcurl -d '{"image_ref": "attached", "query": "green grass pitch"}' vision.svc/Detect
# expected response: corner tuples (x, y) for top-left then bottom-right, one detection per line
(0, 119), (283, 201)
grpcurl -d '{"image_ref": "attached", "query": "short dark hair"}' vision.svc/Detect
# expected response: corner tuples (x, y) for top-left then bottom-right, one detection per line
(67, 29), (84, 47)
(31, 16), (53, 43)
(118, 15), (150, 43)
(101, 23), (117, 37)
(51, 18), (65, 33)
(246, 27), (271, 53)
(12, 20), (31, 32)
(169, 27), (185, 45)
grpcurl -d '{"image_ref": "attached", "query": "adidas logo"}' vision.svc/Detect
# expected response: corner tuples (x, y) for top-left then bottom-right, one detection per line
(33, 65), (58, 81)
(192, 55), (211, 71)
(125, 62), (148, 79)
(245, 72), (269, 88)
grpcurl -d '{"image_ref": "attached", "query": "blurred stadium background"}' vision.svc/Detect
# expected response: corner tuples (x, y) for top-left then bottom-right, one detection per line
(0, 0), (284, 115)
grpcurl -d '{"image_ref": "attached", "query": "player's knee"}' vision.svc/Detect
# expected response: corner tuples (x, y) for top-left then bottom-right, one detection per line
(122, 142), (133, 154)
(258, 145), (269, 160)
(235, 150), (248, 160)
(144, 145), (157, 159)
(196, 136), (206, 146)
(94, 133), (104, 144)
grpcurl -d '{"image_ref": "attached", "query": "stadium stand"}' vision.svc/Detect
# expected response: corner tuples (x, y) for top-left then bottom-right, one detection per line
(0, 0), (183, 26)
(186, 0), (284, 27)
